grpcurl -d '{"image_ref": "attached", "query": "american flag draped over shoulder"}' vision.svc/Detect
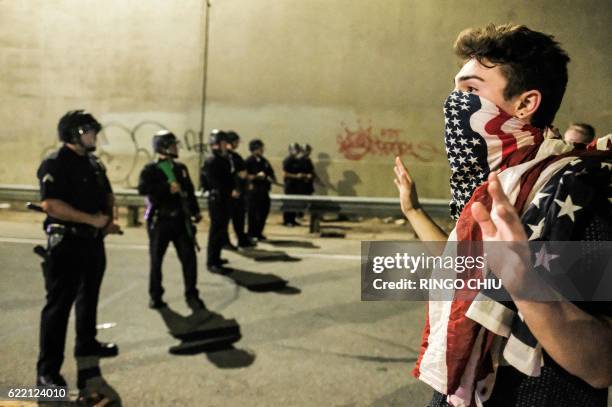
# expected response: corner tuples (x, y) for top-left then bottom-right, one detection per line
(415, 90), (612, 407)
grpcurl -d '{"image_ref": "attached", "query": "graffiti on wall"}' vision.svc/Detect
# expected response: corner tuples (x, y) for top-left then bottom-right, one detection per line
(336, 120), (443, 161)
(40, 121), (206, 188)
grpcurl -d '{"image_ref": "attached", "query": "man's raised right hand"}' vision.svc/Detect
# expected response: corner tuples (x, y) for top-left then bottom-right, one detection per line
(393, 156), (421, 216)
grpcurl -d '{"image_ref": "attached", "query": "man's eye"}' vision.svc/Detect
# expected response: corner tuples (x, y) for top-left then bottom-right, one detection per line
(466, 86), (477, 93)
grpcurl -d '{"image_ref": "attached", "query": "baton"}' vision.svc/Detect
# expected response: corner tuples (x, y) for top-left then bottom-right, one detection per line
(26, 202), (44, 213)
(26, 202), (49, 258)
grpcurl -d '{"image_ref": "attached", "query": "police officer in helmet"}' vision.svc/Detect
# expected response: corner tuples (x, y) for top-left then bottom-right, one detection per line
(36, 110), (121, 388)
(282, 142), (304, 226)
(296, 144), (316, 220)
(201, 129), (234, 273)
(138, 130), (205, 310)
(225, 130), (255, 248)
(245, 139), (276, 240)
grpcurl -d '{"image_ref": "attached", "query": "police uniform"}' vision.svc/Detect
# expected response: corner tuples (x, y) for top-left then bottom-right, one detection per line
(138, 159), (202, 308)
(297, 155), (315, 195)
(245, 153), (276, 239)
(36, 145), (113, 383)
(282, 153), (302, 225)
(296, 151), (315, 219)
(201, 148), (234, 268)
(228, 150), (250, 246)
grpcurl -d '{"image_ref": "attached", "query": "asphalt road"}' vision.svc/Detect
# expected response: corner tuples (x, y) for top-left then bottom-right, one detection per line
(3, 212), (608, 406)
(0, 212), (433, 406)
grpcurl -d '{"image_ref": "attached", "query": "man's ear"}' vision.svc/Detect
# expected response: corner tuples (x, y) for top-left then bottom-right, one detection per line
(514, 90), (541, 122)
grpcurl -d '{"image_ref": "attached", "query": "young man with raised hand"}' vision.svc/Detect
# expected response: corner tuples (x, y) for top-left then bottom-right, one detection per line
(394, 24), (611, 406)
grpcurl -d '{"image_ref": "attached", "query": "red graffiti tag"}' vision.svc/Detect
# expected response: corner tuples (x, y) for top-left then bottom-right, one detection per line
(337, 121), (442, 161)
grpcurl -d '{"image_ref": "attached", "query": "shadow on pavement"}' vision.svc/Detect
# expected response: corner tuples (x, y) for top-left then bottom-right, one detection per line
(319, 229), (347, 238)
(233, 247), (302, 262)
(156, 307), (254, 368)
(211, 267), (301, 294)
(261, 239), (320, 249)
(206, 347), (256, 369)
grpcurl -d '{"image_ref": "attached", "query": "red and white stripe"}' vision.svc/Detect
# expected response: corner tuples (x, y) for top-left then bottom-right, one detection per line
(413, 139), (579, 407)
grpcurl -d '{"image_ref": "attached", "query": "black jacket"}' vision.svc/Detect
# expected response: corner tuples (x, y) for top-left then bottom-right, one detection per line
(37, 145), (112, 228)
(282, 155), (302, 193)
(200, 152), (234, 198)
(245, 155), (276, 192)
(138, 160), (199, 218)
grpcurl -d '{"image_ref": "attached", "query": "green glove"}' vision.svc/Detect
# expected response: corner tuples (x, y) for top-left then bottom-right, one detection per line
(156, 160), (176, 183)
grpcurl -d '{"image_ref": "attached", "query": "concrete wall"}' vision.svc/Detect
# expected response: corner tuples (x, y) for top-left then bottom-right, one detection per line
(1, 0), (610, 198)
(0, 0), (206, 189)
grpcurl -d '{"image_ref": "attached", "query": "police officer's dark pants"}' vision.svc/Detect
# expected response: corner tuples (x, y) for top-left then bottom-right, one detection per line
(283, 211), (296, 224)
(37, 236), (105, 377)
(147, 217), (198, 301)
(283, 185), (300, 224)
(207, 194), (231, 266)
(230, 196), (248, 243)
(247, 189), (270, 237)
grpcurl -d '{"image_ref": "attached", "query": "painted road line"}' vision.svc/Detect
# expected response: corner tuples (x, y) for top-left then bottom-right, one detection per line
(0, 237), (361, 260)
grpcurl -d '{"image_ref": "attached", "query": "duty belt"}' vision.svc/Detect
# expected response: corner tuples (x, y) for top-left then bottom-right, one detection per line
(208, 189), (230, 198)
(46, 223), (100, 239)
(156, 209), (181, 218)
(33, 223), (97, 261)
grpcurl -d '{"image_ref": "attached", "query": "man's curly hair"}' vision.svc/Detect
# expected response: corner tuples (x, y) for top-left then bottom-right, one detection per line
(454, 24), (570, 128)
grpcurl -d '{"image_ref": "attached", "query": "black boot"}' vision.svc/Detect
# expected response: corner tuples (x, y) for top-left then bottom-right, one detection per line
(75, 341), (119, 358)
(36, 373), (67, 387)
(149, 297), (167, 309)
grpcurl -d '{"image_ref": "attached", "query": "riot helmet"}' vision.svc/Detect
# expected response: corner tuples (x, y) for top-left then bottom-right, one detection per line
(209, 129), (228, 146)
(152, 130), (179, 158)
(249, 139), (264, 152)
(57, 110), (102, 152)
(226, 130), (240, 149)
(288, 142), (302, 156)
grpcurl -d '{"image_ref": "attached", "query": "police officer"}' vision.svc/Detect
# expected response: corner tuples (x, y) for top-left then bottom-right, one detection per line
(137, 130), (205, 310)
(245, 139), (277, 241)
(201, 130), (234, 273)
(225, 131), (254, 248)
(296, 144), (316, 219)
(298, 144), (316, 196)
(36, 110), (120, 387)
(282, 142), (304, 226)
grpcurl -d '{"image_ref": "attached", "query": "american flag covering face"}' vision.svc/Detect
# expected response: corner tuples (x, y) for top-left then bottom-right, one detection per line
(413, 94), (611, 406)
(443, 90), (543, 219)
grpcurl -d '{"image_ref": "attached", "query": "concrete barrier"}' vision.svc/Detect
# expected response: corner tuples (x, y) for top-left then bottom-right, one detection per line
(0, 184), (449, 232)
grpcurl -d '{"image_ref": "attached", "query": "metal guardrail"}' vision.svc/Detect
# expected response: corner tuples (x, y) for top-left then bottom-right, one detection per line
(0, 184), (449, 232)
